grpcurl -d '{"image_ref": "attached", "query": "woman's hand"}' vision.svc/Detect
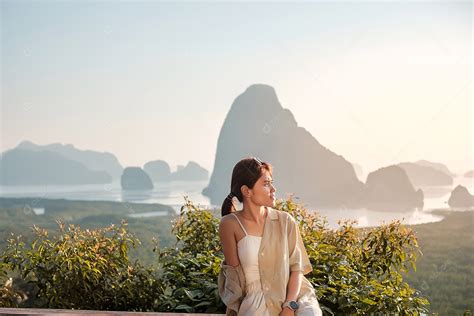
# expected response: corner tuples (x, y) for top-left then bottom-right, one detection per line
(279, 307), (295, 316)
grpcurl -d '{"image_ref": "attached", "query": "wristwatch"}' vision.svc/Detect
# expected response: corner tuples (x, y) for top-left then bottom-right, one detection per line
(282, 300), (299, 311)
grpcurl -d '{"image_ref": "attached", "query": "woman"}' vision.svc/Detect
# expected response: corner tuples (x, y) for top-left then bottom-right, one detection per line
(218, 157), (322, 316)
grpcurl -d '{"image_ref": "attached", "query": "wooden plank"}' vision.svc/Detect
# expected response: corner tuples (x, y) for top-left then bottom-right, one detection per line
(0, 308), (224, 316)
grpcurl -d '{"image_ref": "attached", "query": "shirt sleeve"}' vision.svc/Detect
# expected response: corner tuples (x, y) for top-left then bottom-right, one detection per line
(287, 214), (313, 275)
(218, 261), (246, 312)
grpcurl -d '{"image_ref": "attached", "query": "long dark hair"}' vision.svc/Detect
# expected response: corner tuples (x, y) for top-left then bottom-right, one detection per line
(221, 157), (273, 216)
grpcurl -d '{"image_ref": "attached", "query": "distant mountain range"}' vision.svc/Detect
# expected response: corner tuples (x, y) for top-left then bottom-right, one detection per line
(355, 165), (424, 211)
(16, 140), (123, 179)
(0, 141), (209, 186)
(464, 170), (474, 178)
(414, 159), (456, 177)
(202, 84), (459, 211)
(203, 84), (363, 208)
(143, 160), (208, 183)
(398, 162), (453, 187)
(0, 148), (112, 185)
(121, 167), (154, 190)
(1, 85), (465, 211)
(448, 185), (474, 208)
(121, 161), (208, 190)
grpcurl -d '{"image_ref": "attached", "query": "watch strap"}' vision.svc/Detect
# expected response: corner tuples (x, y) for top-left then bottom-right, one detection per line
(282, 300), (298, 311)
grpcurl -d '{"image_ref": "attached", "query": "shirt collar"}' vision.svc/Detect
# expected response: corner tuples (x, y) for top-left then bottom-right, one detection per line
(266, 206), (279, 221)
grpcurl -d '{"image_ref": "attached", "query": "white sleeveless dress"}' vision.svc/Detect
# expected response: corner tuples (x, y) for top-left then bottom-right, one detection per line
(231, 213), (270, 316)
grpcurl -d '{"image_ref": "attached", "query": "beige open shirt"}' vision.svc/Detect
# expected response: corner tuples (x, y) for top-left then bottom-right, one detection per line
(218, 207), (319, 316)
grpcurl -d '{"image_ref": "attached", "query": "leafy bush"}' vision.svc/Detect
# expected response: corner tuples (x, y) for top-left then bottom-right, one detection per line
(154, 198), (225, 313)
(156, 198), (429, 315)
(281, 199), (429, 314)
(0, 262), (25, 307)
(1, 220), (160, 311)
(0, 198), (430, 314)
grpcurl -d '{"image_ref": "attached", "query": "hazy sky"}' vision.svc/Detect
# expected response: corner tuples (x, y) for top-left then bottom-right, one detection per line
(1, 1), (472, 175)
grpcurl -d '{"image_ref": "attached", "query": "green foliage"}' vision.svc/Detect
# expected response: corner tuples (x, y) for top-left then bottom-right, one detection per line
(0, 197), (436, 314)
(156, 198), (429, 314)
(0, 197), (177, 267)
(404, 210), (474, 315)
(0, 262), (25, 307)
(173, 198), (222, 255)
(1, 220), (160, 311)
(154, 198), (225, 313)
(279, 198), (429, 315)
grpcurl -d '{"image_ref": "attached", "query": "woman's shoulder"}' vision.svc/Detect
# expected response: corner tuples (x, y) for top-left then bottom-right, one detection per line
(220, 212), (243, 232)
(267, 207), (296, 223)
(220, 212), (237, 225)
(219, 213), (240, 242)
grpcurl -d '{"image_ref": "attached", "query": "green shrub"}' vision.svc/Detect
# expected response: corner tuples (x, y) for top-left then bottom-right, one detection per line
(0, 261), (25, 307)
(281, 199), (429, 315)
(154, 198), (225, 313)
(1, 220), (160, 311)
(0, 198), (430, 314)
(156, 198), (429, 315)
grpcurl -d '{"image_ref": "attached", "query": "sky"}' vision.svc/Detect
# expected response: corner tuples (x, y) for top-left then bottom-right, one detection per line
(1, 1), (472, 175)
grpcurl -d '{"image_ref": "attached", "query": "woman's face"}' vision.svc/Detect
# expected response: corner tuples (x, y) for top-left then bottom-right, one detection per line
(249, 169), (276, 207)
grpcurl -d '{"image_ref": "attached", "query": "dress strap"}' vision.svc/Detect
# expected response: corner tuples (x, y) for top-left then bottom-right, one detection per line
(231, 213), (248, 236)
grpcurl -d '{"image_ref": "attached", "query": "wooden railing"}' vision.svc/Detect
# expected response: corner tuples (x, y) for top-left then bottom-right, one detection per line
(0, 308), (225, 315)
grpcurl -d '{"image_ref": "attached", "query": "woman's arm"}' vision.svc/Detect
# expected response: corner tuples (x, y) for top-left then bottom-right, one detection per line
(219, 216), (240, 267)
(281, 215), (309, 315)
(218, 217), (244, 315)
(280, 271), (302, 315)
(285, 270), (302, 302)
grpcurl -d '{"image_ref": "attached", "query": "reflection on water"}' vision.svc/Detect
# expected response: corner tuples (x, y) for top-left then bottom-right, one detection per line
(0, 180), (210, 213)
(312, 207), (443, 229)
(121, 190), (153, 202)
(33, 207), (45, 215)
(417, 176), (474, 210)
(129, 211), (168, 218)
(1, 176), (472, 228)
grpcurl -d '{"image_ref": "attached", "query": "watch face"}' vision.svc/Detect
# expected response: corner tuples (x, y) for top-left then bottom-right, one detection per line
(289, 301), (299, 310)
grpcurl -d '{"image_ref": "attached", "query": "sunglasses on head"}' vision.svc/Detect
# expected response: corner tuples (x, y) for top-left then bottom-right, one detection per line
(253, 157), (263, 165)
